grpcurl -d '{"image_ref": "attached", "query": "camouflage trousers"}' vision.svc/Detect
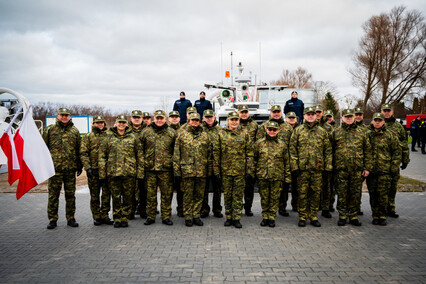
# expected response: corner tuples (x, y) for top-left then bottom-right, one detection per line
(243, 175), (255, 210)
(387, 170), (400, 213)
(171, 174), (183, 214)
(320, 172), (332, 210)
(297, 170), (322, 221)
(259, 179), (282, 220)
(87, 170), (111, 219)
(145, 171), (173, 220)
(182, 177), (206, 220)
(47, 172), (76, 222)
(109, 176), (135, 222)
(222, 175), (245, 221)
(201, 175), (223, 215)
(335, 170), (363, 220)
(366, 173), (391, 220)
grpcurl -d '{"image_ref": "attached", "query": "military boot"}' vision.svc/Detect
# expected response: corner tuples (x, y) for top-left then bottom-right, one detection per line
(162, 219), (173, 226)
(213, 212), (223, 218)
(47, 220), (57, 230)
(93, 219), (102, 226)
(260, 219), (269, 227)
(144, 218), (155, 225)
(193, 218), (204, 226)
(279, 209), (290, 217)
(114, 221), (121, 228)
(349, 219), (362, 226)
(245, 208), (253, 217)
(224, 219), (232, 226)
(337, 218), (346, 226)
(379, 219), (387, 226)
(268, 220), (276, 228)
(101, 217), (114, 225)
(233, 220), (242, 228)
(321, 210), (332, 218)
(372, 219), (379, 225)
(388, 211), (399, 218)
(67, 219), (79, 227)
(200, 212), (209, 218)
(121, 221), (128, 228)
(185, 219), (193, 227)
(310, 220), (321, 227)
(298, 220), (306, 227)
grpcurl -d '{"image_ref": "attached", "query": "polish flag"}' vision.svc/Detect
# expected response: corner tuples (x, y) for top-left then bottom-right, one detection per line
(13, 107), (55, 199)
(0, 126), (21, 185)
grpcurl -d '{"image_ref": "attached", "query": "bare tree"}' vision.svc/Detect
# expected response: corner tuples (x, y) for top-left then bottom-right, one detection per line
(157, 95), (173, 112)
(271, 66), (314, 88)
(314, 81), (339, 103)
(350, 6), (426, 111)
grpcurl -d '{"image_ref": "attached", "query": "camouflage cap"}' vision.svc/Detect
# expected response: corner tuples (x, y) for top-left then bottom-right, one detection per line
(381, 103), (393, 110)
(189, 112), (200, 120)
(372, 112), (385, 120)
(153, 110), (166, 118)
(353, 107), (363, 114)
(304, 107), (315, 114)
(314, 105), (323, 112)
(270, 105), (282, 112)
(325, 110), (334, 117)
(142, 112), (151, 118)
(93, 114), (105, 122)
(131, 110), (143, 117)
(57, 107), (70, 115)
(227, 111), (239, 119)
(203, 109), (215, 117)
(186, 106), (197, 114)
(266, 120), (279, 129)
(238, 105), (249, 112)
(341, 108), (354, 117)
(169, 110), (180, 117)
(116, 114), (128, 122)
(286, 112), (297, 118)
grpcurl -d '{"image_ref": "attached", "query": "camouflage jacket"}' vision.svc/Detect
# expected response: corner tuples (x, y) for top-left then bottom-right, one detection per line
(129, 121), (148, 138)
(178, 122), (189, 133)
(173, 125), (212, 178)
(385, 116), (410, 165)
(256, 117), (292, 145)
(202, 120), (222, 176)
(289, 121), (332, 172)
(98, 126), (143, 179)
(331, 123), (373, 172)
(318, 116), (334, 135)
(213, 126), (254, 177)
(367, 125), (401, 174)
(42, 119), (82, 173)
(167, 121), (181, 131)
(139, 123), (176, 172)
(254, 134), (291, 182)
(239, 117), (258, 142)
(355, 120), (367, 132)
(80, 126), (108, 171)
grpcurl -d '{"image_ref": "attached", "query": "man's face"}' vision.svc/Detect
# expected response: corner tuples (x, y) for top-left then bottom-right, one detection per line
(304, 112), (316, 123)
(154, 116), (166, 127)
(115, 121), (127, 131)
(271, 110), (282, 120)
(381, 109), (393, 119)
(266, 127), (279, 138)
(180, 94), (185, 99)
(203, 116), (215, 126)
(200, 93), (206, 99)
(342, 115), (355, 125)
(57, 114), (71, 124)
(131, 116), (142, 126)
(239, 110), (249, 120)
(373, 119), (385, 129)
(93, 121), (105, 130)
(354, 113), (363, 122)
(315, 111), (323, 120)
(188, 119), (200, 127)
(286, 117), (297, 125)
(291, 92), (298, 99)
(143, 117), (151, 124)
(228, 118), (239, 129)
(168, 116), (180, 124)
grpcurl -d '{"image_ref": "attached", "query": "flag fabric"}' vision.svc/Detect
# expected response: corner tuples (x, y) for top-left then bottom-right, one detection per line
(13, 107), (55, 199)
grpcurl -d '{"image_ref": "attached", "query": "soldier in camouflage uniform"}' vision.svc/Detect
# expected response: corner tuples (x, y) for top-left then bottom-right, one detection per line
(279, 111), (299, 215)
(173, 112), (212, 227)
(213, 111), (254, 228)
(178, 106), (197, 133)
(43, 108), (82, 229)
(201, 109), (223, 218)
(140, 110), (176, 225)
(331, 109), (372, 227)
(257, 105), (293, 217)
(254, 121), (291, 228)
(381, 104), (410, 218)
(366, 113), (401, 226)
(313, 105), (334, 219)
(289, 107), (332, 227)
(98, 115), (143, 228)
(129, 110), (148, 219)
(142, 112), (152, 125)
(324, 110), (337, 212)
(168, 110), (184, 217)
(80, 115), (113, 226)
(353, 107), (368, 216)
(238, 104), (258, 216)
(325, 110), (336, 128)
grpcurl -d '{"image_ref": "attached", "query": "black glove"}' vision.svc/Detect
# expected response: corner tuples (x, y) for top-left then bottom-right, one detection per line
(174, 176), (181, 184)
(76, 169), (82, 177)
(292, 170), (300, 177)
(400, 163), (408, 170)
(86, 169), (93, 178)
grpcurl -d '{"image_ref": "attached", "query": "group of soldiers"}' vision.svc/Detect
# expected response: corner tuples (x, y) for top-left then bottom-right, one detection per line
(42, 101), (409, 229)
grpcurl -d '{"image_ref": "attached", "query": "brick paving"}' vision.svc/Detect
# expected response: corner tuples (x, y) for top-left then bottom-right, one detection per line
(0, 192), (425, 283)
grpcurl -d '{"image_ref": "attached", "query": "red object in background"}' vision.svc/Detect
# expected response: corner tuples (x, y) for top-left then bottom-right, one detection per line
(406, 114), (426, 129)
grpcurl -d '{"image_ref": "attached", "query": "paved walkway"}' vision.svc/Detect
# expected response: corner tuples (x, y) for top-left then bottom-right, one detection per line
(401, 149), (426, 183)
(0, 192), (425, 283)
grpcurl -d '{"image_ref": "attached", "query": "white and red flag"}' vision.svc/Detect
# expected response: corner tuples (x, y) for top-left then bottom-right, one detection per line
(0, 109), (22, 185)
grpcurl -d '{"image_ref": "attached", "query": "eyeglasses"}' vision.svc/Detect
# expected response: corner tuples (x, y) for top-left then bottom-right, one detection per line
(267, 128), (278, 132)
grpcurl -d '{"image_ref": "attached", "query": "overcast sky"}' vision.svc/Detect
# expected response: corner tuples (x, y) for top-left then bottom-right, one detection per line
(0, 0), (424, 113)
